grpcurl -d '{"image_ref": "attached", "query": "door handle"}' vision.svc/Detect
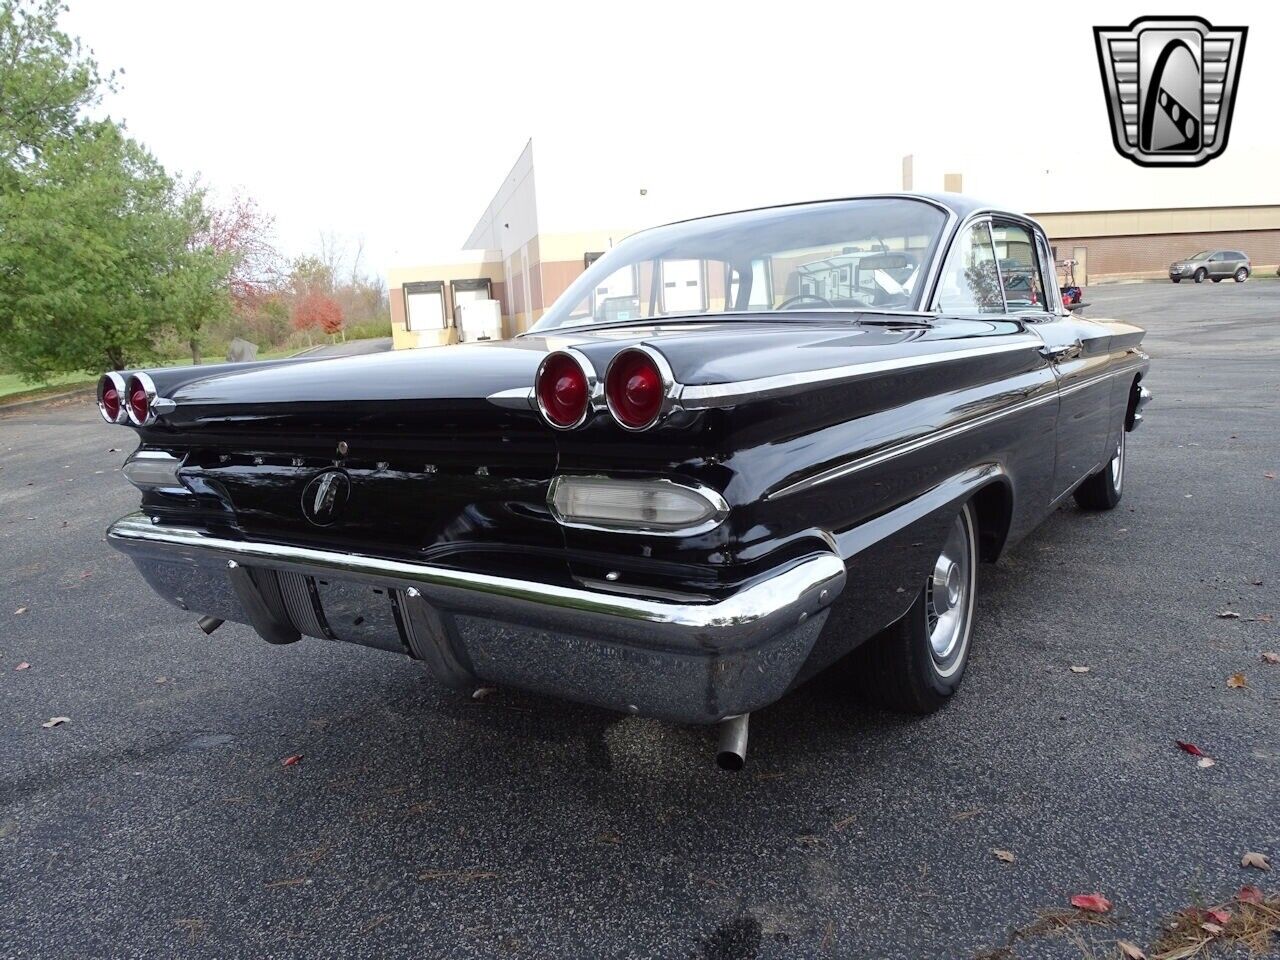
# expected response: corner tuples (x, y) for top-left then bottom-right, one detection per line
(1039, 340), (1082, 363)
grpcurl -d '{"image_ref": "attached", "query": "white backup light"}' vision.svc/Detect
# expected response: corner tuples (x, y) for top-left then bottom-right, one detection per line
(548, 477), (728, 535)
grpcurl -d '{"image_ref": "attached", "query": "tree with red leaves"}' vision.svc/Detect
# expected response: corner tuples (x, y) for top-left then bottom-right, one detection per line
(292, 292), (342, 345)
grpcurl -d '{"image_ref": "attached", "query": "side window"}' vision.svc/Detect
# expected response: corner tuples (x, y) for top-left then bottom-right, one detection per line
(991, 221), (1047, 312)
(936, 222), (1003, 314)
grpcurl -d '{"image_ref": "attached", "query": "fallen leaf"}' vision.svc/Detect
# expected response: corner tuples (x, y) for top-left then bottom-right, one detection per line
(1262, 652), (1280, 665)
(280, 754), (303, 767)
(1227, 672), (1248, 689)
(1207, 908), (1231, 924)
(1237, 885), (1264, 904)
(1176, 741), (1206, 757)
(15, 662), (30, 671)
(41, 716), (70, 728)
(1197, 757), (1216, 768)
(1241, 851), (1271, 871)
(1069, 665), (1091, 674)
(993, 848), (1015, 863)
(13, 606), (27, 615)
(471, 686), (497, 701)
(1117, 939), (1146, 959)
(1201, 921), (1224, 935)
(1070, 893), (1112, 913)
(1217, 611), (1241, 619)
(155, 676), (168, 684)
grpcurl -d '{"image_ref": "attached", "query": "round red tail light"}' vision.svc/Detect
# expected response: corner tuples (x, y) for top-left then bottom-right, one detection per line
(125, 373), (158, 426)
(535, 351), (593, 429)
(97, 373), (126, 424)
(606, 348), (669, 431)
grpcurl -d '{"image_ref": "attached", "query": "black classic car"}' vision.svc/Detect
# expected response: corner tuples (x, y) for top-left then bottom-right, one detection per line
(99, 194), (1151, 769)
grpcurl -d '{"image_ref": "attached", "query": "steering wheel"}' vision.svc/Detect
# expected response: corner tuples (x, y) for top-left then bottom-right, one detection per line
(776, 294), (833, 310)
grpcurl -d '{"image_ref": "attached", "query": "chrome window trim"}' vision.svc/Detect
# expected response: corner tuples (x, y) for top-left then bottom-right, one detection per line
(534, 347), (599, 430)
(547, 475), (730, 537)
(604, 345), (679, 431)
(764, 361), (1146, 500)
(678, 338), (1041, 410)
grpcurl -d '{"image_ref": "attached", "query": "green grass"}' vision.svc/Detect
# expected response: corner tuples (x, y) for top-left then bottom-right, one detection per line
(0, 370), (96, 402)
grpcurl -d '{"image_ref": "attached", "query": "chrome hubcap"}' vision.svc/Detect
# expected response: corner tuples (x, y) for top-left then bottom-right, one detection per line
(1111, 431), (1125, 491)
(925, 512), (974, 677)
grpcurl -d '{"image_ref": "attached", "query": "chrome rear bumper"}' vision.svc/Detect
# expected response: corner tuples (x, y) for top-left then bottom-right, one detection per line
(107, 512), (846, 723)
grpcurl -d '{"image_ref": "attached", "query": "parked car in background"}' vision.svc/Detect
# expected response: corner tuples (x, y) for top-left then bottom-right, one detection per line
(1169, 249), (1250, 283)
(97, 194), (1151, 770)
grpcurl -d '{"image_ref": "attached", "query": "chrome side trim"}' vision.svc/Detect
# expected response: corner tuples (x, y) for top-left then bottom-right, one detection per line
(547, 475), (730, 537)
(679, 338), (1040, 410)
(106, 512), (846, 651)
(766, 362), (1146, 500)
(486, 386), (536, 410)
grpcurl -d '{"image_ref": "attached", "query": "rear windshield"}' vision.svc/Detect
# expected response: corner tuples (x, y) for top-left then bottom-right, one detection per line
(530, 198), (948, 332)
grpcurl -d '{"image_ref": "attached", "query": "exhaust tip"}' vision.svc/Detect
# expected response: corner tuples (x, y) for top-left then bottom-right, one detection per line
(197, 616), (224, 635)
(715, 713), (749, 772)
(715, 749), (746, 772)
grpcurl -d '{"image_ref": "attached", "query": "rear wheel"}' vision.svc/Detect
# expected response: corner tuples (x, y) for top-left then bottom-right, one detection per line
(854, 503), (978, 714)
(1193, 268), (1207, 283)
(1235, 267), (1249, 282)
(1074, 430), (1125, 510)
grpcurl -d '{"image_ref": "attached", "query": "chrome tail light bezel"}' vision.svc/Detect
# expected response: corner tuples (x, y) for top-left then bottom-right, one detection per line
(97, 372), (128, 424)
(125, 372), (159, 427)
(534, 348), (598, 431)
(604, 346), (679, 432)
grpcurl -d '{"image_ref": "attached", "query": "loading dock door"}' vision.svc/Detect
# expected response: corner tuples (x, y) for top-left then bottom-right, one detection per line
(661, 259), (706, 314)
(405, 281), (446, 331)
(451, 278), (493, 318)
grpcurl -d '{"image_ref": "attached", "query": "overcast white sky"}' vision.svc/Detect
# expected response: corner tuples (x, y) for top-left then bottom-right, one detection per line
(65, 1), (1280, 276)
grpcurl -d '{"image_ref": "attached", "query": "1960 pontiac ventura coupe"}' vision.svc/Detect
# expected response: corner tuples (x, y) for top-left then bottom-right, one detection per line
(99, 194), (1150, 769)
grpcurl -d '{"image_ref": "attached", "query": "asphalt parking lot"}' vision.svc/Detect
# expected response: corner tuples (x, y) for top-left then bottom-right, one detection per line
(1, 281), (1277, 959)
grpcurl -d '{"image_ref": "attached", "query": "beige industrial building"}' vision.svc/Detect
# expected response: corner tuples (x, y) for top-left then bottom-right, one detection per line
(388, 141), (1280, 348)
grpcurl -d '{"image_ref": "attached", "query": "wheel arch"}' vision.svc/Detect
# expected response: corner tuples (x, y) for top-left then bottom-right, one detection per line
(970, 478), (1014, 563)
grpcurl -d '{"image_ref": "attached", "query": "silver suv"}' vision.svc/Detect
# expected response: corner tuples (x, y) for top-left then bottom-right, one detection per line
(1169, 250), (1251, 284)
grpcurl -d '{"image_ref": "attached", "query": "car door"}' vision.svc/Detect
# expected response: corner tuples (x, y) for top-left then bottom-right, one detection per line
(1209, 252), (1230, 279)
(1012, 223), (1118, 500)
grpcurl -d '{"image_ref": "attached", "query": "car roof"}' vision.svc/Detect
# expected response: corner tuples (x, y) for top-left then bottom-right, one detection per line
(659, 192), (1020, 229)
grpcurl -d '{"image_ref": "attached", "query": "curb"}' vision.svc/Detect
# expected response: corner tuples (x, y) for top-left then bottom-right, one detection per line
(0, 385), (95, 416)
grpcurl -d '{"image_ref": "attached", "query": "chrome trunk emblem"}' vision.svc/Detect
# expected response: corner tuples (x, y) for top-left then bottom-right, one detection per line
(301, 470), (350, 526)
(1094, 16), (1247, 167)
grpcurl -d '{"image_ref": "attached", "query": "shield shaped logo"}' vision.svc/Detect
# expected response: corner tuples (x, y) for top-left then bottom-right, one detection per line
(1094, 16), (1247, 167)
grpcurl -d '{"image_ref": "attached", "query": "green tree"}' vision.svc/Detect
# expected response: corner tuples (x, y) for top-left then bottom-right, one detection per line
(0, 0), (111, 186)
(0, 123), (200, 374)
(0, 0), (237, 377)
